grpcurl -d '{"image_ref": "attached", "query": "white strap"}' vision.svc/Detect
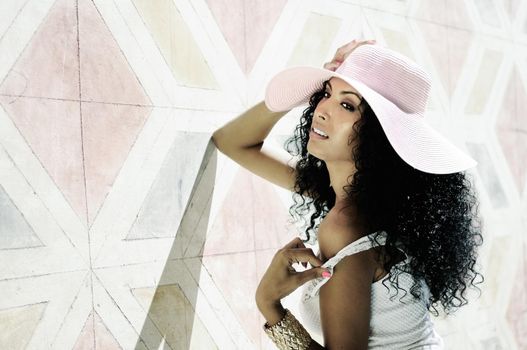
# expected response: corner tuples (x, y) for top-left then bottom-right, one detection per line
(302, 231), (408, 301)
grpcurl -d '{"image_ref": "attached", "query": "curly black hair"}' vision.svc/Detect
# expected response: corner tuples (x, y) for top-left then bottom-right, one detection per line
(285, 79), (485, 316)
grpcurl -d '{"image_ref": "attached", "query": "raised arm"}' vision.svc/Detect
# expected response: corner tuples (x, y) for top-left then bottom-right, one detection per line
(211, 101), (298, 192)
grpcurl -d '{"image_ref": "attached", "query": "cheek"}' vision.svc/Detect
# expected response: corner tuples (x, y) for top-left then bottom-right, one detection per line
(333, 125), (356, 145)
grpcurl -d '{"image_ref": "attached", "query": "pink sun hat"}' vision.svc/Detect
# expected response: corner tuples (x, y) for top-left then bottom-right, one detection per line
(264, 43), (477, 175)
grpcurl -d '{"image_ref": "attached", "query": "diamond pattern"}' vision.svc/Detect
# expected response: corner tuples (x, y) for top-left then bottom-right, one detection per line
(0, 0), (525, 349)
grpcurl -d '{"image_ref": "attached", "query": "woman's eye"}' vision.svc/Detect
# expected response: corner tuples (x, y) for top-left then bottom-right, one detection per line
(322, 91), (355, 112)
(342, 103), (355, 112)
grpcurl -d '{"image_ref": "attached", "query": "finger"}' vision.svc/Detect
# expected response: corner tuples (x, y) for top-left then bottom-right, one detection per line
(332, 39), (376, 65)
(296, 267), (332, 285)
(344, 39), (369, 49)
(283, 236), (306, 250)
(338, 39), (356, 50)
(341, 39), (374, 51)
(286, 248), (323, 267)
(323, 62), (339, 71)
(359, 39), (376, 47)
(334, 40), (364, 60)
(333, 47), (348, 61)
(335, 41), (356, 58)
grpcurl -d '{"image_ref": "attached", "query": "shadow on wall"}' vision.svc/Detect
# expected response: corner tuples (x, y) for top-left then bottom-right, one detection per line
(134, 139), (218, 349)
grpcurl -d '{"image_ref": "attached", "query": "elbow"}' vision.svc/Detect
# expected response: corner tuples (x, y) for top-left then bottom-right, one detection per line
(211, 129), (224, 152)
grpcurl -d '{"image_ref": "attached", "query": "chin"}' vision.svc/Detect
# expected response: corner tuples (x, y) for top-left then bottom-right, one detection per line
(306, 143), (316, 157)
(307, 146), (324, 161)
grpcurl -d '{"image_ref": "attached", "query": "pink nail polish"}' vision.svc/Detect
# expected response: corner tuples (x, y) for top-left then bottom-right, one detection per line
(322, 271), (331, 278)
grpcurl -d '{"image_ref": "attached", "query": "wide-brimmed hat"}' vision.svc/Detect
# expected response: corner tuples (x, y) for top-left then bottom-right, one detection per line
(264, 43), (477, 175)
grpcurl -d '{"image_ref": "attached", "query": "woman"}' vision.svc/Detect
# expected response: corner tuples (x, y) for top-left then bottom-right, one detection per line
(212, 39), (484, 349)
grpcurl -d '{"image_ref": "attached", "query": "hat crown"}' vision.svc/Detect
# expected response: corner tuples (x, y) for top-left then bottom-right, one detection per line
(336, 44), (432, 115)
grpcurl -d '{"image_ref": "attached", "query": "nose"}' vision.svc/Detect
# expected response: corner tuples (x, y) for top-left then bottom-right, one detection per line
(316, 98), (332, 120)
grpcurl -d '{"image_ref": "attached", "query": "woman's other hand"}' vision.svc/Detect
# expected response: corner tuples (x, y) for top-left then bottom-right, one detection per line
(323, 39), (377, 71)
(255, 237), (331, 308)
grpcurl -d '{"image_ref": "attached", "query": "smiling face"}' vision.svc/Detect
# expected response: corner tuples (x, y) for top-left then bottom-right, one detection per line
(307, 77), (364, 163)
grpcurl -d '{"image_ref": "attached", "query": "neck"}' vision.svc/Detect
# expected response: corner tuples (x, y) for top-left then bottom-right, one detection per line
(327, 191), (368, 234)
(325, 159), (370, 230)
(326, 159), (357, 205)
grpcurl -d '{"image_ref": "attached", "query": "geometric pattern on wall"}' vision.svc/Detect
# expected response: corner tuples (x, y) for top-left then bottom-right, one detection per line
(0, 0), (526, 349)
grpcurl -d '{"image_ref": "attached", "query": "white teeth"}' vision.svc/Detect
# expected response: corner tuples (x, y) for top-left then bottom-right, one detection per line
(313, 127), (328, 137)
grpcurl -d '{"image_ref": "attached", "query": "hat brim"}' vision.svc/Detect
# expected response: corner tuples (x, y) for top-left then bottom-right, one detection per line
(264, 66), (477, 174)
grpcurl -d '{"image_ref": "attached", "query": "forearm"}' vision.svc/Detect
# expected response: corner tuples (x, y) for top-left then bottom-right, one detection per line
(211, 100), (289, 151)
(258, 301), (325, 350)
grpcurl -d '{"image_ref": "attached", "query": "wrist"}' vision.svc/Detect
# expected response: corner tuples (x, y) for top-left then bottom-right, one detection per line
(263, 308), (313, 350)
(255, 290), (277, 309)
(260, 100), (290, 117)
(258, 300), (286, 327)
(256, 298), (282, 312)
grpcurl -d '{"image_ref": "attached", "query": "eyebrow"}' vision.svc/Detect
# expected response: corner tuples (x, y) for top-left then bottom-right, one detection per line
(327, 81), (362, 104)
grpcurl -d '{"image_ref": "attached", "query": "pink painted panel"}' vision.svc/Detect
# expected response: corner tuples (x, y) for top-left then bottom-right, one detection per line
(78, 0), (151, 105)
(0, 96), (87, 224)
(0, 0), (79, 100)
(82, 102), (151, 225)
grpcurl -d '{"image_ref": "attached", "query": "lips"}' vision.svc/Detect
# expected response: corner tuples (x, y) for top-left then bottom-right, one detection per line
(310, 129), (329, 140)
(311, 127), (329, 139)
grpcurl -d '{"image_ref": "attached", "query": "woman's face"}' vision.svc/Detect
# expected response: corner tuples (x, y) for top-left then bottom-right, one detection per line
(307, 77), (363, 162)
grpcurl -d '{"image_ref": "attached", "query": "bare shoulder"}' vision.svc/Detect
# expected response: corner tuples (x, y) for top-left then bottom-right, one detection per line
(317, 211), (377, 349)
(316, 209), (378, 265)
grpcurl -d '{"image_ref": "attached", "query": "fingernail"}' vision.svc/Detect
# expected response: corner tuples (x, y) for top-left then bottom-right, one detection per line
(322, 270), (331, 278)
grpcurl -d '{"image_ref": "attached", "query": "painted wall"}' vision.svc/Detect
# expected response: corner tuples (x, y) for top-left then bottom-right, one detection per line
(0, 0), (525, 349)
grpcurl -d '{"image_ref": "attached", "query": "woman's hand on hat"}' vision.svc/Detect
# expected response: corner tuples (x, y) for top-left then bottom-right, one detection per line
(323, 39), (377, 71)
(255, 236), (331, 308)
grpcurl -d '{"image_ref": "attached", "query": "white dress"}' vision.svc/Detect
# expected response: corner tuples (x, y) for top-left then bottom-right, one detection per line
(298, 230), (445, 349)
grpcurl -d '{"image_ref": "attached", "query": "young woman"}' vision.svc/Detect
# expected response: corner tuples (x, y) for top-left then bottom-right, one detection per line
(212, 39), (483, 349)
